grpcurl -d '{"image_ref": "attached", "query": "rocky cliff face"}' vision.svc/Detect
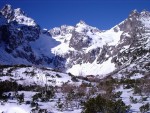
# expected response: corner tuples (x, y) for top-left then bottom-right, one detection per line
(0, 4), (149, 77)
(110, 10), (150, 78)
(50, 10), (150, 76)
(0, 5), (51, 65)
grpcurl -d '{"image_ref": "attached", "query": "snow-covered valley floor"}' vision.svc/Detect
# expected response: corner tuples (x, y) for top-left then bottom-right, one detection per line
(0, 65), (150, 113)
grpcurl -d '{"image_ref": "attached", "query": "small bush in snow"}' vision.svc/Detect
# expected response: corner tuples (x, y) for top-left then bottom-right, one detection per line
(17, 93), (24, 104)
(31, 101), (38, 108)
(113, 91), (122, 98)
(141, 96), (148, 102)
(71, 76), (79, 82)
(56, 73), (61, 78)
(56, 98), (64, 111)
(129, 96), (138, 104)
(133, 86), (142, 95)
(140, 103), (150, 113)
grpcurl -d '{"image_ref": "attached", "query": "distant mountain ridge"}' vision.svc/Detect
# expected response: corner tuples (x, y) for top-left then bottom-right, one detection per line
(0, 4), (149, 77)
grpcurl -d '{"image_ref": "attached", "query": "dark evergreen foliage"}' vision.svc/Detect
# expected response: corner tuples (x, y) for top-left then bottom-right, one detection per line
(82, 95), (130, 113)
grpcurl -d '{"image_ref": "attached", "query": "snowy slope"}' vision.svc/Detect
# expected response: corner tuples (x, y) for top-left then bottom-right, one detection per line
(50, 21), (123, 76)
(0, 47), (31, 65)
(0, 65), (85, 113)
(67, 58), (115, 76)
(0, 66), (83, 86)
(30, 34), (60, 58)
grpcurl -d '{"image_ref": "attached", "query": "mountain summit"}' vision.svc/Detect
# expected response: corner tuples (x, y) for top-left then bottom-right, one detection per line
(1, 4), (37, 26)
(0, 5), (149, 77)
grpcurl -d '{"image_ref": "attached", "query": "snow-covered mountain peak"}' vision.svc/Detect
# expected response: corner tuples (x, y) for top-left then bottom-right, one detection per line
(2, 4), (12, 11)
(14, 8), (25, 16)
(75, 20), (100, 34)
(140, 9), (150, 16)
(130, 9), (138, 14)
(112, 10), (147, 32)
(76, 20), (87, 26)
(128, 9), (140, 17)
(1, 4), (13, 19)
(49, 25), (74, 38)
(127, 9), (150, 20)
(1, 4), (37, 26)
(127, 10), (140, 23)
(75, 21), (88, 32)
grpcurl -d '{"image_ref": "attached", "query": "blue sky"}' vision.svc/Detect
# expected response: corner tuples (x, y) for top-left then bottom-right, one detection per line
(0, 0), (150, 30)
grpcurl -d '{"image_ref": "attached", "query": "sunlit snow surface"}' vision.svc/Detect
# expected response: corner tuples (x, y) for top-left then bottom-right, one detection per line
(51, 22), (123, 76)
(67, 58), (115, 76)
(13, 8), (36, 26)
(0, 105), (29, 113)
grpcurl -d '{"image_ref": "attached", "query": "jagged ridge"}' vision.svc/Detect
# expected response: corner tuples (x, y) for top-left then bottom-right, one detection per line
(0, 4), (149, 77)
